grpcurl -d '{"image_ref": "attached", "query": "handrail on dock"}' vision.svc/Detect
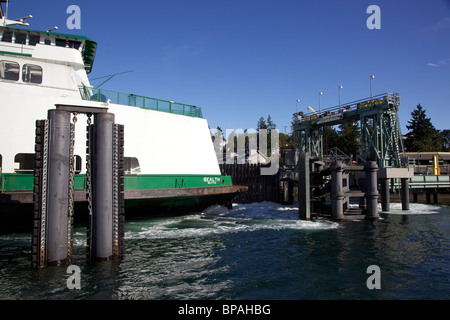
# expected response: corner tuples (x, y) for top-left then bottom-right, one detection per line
(79, 86), (203, 118)
(293, 92), (400, 125)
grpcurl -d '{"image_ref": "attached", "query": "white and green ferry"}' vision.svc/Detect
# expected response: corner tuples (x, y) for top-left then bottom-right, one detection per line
(0, 3), (244, 227)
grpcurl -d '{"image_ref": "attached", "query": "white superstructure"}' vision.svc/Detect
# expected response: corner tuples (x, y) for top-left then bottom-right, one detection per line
(0, 9), (220, 177)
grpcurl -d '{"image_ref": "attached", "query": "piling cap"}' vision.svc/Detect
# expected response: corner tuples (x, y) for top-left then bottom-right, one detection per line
(364, 161), (378, 171)
(330, 161), (345, 171)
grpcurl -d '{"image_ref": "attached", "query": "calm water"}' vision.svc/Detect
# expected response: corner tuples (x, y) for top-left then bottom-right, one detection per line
(0, 202), (449, 300)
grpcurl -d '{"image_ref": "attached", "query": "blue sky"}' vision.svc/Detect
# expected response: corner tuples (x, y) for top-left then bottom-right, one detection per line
(8, 0), (450, 133)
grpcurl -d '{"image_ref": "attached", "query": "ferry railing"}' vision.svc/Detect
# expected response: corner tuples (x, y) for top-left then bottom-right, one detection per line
(79, 86), (203, 118)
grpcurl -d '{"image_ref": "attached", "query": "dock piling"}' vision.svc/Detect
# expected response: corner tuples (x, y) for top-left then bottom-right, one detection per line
(298, 152), (310, 220)
(364, 161), (379, 219)
(401, 178), (410, 210)
(90, 113), (115, 261)
(32, 109), (72, 268)
(46, 109), (72, 266)
(330, 161), (345, 220)
(88, 112), (125, 262)
(380, 178), (390, 212)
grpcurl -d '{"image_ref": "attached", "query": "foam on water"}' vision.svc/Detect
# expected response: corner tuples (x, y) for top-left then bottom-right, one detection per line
(0, 201), (448, 300)
(3, 202), (445, 246)
(125, 201), (339, 240)
(382, 202), (448, 215)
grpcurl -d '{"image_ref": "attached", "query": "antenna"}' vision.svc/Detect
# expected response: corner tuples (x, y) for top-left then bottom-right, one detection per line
(46, 26), (58, 32)
(90, 70), (134, 88)
(0, 1), (4, 20)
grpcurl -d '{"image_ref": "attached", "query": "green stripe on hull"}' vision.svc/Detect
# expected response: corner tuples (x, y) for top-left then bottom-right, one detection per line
(1, 173), (232, 192)
(124, 175), (231, 190)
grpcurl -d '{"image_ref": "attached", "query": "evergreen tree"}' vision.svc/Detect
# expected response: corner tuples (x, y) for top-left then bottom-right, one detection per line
(337, 122), (360, 158)
(440, 130), (450, 151)
(290, 112), (303, 150)
(279, 132), (295, 150)
(405, 104), (442, 152)
(323, 126), (339, 154)
(257, 115), (277, 157)
(257, 117), (267, 131)
(266, 115), (276, 134)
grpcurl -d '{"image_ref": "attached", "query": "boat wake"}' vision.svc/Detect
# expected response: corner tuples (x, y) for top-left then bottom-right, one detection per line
(125, 201), (338, 240)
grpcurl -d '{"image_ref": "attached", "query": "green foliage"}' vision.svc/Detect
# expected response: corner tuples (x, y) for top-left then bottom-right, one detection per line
(323, 123), (360, 158)
(405, 104), (443, 152)
(279, 132), (295, 149)
(337, 122), (360, 157)
(257, 115), (276, 133)
(257, 117), (267, 131)
(266, 115), (276, 132)
(256, 115), (279, 156)
(323, 126), (339, 153)
(441, 129), (450, 151)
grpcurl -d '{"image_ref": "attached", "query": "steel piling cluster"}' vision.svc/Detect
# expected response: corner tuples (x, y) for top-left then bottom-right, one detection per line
(32, 107), (124, 268)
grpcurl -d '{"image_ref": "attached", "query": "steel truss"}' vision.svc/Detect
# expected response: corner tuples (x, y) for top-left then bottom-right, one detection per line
(293, 92), (405, 169)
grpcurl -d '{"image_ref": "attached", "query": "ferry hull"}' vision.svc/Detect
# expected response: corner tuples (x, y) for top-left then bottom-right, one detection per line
(0, 185), (247, 232)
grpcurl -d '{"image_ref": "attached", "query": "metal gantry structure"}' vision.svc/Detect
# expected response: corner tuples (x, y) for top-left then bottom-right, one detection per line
(293, 92), (414, 221)
(293, 92), (406, 169)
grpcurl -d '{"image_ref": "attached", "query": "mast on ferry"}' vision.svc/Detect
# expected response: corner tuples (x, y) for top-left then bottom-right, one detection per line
(0, 0), (33, 27)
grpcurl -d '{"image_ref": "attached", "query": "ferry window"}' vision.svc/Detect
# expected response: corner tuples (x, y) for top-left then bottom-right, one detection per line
(22, 64), (43, 84)
(13, 154), (80, 174)
(14, 32), (27, 45)
(29, 34), (40, 46)
(1, 30), (12, 42)
(14, 153), (34, 174)
(124, 157), (141, 174)
(67, 40), (81, 50)
(44, 38), (51, 45)
(55, 38), (66, 47)
(74, 155), (82, 174)
(0, 60), (20, 81)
